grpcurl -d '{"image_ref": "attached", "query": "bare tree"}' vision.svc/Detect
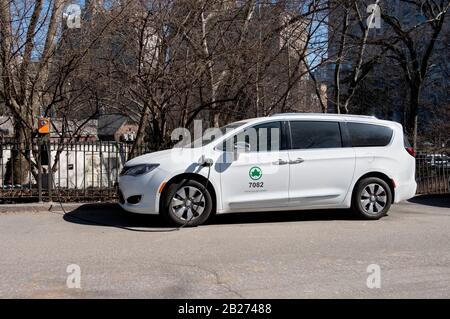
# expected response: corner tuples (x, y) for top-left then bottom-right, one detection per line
(327, 0), (389, 114)
(379, 0), (449, 148)
(0, 0), (128, 183)
(99, 1), (331, 150)
(0, 0), (67, 183)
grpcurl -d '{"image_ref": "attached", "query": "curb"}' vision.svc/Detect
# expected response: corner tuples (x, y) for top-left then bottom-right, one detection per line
(0, 202), (118, 214)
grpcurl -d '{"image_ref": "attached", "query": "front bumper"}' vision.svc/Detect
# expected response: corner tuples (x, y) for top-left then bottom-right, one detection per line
(118, 170), (166, 215)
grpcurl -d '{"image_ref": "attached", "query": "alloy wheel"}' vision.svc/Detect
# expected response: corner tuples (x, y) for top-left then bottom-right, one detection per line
(360, 183), (387, 215)
(170, 186), (206, 221)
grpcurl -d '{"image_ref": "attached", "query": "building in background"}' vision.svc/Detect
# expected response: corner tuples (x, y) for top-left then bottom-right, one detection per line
(98, 115), (138, 142)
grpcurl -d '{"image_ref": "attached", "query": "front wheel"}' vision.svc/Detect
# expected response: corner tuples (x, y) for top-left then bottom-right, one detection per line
(352, 177), (392, 220)
(162, 180), (213, 227)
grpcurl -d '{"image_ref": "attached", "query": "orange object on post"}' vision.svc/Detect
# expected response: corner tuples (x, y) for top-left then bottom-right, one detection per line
(38, 117), (50, 135)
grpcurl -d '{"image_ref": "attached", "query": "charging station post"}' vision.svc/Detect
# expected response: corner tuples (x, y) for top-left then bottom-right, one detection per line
(37, 117), (51, 203)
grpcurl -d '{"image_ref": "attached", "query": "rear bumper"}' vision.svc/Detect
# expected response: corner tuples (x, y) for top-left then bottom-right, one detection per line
(394, 181), (417, 203)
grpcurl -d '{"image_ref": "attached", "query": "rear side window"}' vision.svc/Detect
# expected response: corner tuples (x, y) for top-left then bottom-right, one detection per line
(289, 121), (342, 149)
(347, 123), (393, 147)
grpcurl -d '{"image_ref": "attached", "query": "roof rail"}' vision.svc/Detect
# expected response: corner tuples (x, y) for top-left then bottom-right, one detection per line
(341, 114), (378, 119)
(270, 113), (377, 119)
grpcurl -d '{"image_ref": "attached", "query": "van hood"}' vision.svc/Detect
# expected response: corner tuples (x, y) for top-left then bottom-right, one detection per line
(124, 147), (205, 167)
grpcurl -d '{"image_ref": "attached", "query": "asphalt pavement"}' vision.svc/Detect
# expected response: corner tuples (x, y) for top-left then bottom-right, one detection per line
(0, 195), (449, 298)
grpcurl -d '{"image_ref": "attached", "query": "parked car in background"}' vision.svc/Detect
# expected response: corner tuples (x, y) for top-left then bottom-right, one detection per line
(425, 153), (450, 169)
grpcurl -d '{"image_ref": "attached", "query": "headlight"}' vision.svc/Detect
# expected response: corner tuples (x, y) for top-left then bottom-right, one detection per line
(120, 164), (160, 176)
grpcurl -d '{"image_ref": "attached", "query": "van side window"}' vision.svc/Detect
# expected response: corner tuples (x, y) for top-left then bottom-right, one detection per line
(289, 121), (342, 149)
(348, 123), (393, 147)
(224, 121), (282, 152)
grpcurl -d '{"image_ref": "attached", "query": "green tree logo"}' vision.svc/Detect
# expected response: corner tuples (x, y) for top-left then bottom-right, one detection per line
(249, 167), (262, 180)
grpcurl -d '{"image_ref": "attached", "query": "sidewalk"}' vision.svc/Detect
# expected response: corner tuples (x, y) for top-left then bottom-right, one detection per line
(0, 202), (116, 214)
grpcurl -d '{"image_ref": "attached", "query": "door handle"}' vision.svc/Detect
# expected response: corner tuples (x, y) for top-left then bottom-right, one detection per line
(273, 159), (289, 165)
(290, 158), (305, 165)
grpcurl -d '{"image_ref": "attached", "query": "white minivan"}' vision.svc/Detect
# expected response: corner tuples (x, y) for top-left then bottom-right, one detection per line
(118, 114), (417, 226)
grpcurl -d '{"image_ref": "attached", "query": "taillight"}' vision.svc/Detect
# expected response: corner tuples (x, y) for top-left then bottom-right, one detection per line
(405, 147), (415, 157)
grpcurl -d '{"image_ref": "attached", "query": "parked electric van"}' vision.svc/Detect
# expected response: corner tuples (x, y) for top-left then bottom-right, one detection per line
(118, 114), (417, 226)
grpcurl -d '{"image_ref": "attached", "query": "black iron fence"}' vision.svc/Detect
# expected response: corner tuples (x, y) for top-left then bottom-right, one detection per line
(0, 142), (449, 203)
(0, 140), (151, 203)
(416, 151), (450, 195)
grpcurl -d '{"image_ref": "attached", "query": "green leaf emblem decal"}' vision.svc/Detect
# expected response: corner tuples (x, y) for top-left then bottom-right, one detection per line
(249, 167), (262, 180)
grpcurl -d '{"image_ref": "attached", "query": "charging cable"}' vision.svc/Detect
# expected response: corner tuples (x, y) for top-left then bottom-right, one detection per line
(49, 158), (213, 232)
(177, 159), (212, 229)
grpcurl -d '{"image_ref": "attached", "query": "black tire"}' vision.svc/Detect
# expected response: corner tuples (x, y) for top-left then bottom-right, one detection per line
(161, 179), (213, 227)
(352, 177), (392, 220)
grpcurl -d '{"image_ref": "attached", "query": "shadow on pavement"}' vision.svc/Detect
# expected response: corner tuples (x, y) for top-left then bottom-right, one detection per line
(210, 209), (357, 225)
(407, 194), (450, 208)
(62, 203), (170, 230)
(63, 203), (358, 230)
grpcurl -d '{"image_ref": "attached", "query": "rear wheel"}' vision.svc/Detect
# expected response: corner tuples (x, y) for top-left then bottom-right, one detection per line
(352, 177), (392, 219)
(162, 180), (212, 227)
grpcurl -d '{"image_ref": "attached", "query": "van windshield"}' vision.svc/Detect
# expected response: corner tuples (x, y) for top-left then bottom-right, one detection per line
(186, 121), (248, 148)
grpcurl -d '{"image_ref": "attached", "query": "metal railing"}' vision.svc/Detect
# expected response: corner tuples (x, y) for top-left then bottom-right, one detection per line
(0, 140), (152, 203)
(0, 142), (449, 203)
(416, 151), (450, 195)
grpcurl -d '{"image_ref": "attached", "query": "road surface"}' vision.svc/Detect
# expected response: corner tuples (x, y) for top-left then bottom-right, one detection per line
(0, 195), (449, 298)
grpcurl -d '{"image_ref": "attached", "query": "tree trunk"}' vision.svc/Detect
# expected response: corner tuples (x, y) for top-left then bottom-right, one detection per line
(408, 85), (420, 150)
(333, 11), (349, 114)
(130, 105), (150, 158)
(4, 122), (29, 185)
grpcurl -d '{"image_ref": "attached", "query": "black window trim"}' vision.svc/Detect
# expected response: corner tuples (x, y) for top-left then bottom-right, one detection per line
(281, 121), (290, 151)
(287, 120), (344, 151)
(340, 122), (353, 148)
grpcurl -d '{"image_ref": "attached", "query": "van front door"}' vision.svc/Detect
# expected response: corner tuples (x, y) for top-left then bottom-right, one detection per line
(217, 121), (290, 212)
